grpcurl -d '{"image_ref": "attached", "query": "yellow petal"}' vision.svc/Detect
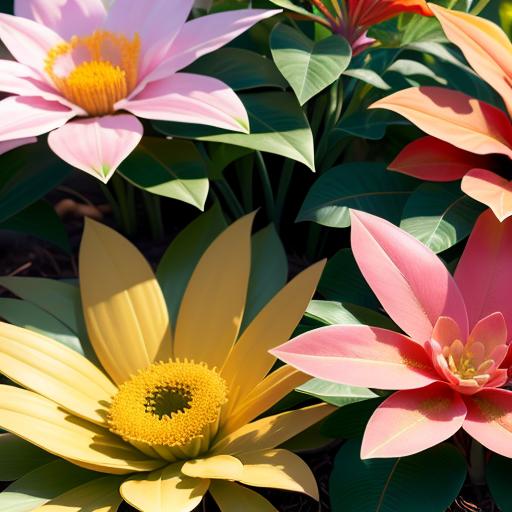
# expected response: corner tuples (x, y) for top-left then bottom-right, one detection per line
(212, 403), (334, 455)
(0, 322), (116, 425)
(181, 455), (243, 480)
(210, 480), (278, 511)
(221, 366), (309, 435)
(121, 463), (209, 512)
(34, 475), (124, 512)
(221, 260), (325, 411)
(80, 218), (171, 385)
(0, 385), (163, 474)
(237, 449), (318, 500)
(173, 213), (255, 368)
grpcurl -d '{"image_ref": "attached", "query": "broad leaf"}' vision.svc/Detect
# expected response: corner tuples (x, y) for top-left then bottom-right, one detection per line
(297, 378), (378, 407)
(487, 454), (512, 512)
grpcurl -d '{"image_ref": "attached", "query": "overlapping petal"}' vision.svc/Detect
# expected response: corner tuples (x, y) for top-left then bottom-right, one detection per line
(0, 136), (36, 155)
(210, 481), (278, 512)
(348, 0), (432, 27)
(181, 455), (243, 480)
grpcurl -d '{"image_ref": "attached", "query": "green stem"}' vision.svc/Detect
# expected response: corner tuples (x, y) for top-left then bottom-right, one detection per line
(316, 80), (343, 165)
(142, 193), (164, 241)
(214, 179), (245, 220)
(306, 222), (322, 260)
(235, 155), (254, 212)
(255, 151), (275, 222)
(468, 440), (486, 486)
(100, 183), (122, 227)
(111, 174), (137, 236)
(275, 159), (295, 228)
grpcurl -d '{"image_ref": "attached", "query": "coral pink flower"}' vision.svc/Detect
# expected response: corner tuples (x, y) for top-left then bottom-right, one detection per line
(272, 209), (512, 459)
(0, 0), (279, 181)
(304, 0), (431, 55)
(370, 4), (512, 221)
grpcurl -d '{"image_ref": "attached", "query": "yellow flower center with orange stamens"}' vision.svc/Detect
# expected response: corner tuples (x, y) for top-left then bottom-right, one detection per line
(108, 360), (228, 461)
(45, 30), (141, 116)
(442, 339), (493, 381)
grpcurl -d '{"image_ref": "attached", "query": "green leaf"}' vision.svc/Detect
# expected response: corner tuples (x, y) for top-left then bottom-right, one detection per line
(344, 69), (391, 90)
(241, 224), (288, 331)
(0, 435), (54, 482)
(268, 0), (319, 18)
(187, 48), (287, 91)
(119, 138), (208, 210)
(156, 204), (227, 327)
(0, 142), (71, 223)
(318, 249), (379, 309)
(297, 378), (378, 407)
(335, 109), (409, 140)
(330, 440), (467, 512)
(297, 162), (417, 227)
(153, 92), (315, 171)
(401, 183), (485, 253)
(487, 454), (512, 512)
(0, 460), (100, 512)
(0, 299), (84, 354)
(207, 143), (253, 181)
(0, 200), (70, 253)
(270, 24), (351, 105)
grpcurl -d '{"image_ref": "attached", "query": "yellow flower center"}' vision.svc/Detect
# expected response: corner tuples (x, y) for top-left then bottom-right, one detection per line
(442, 339), (493, 381)
(45, 30), (140, 116)
(108, 360), (228, 461)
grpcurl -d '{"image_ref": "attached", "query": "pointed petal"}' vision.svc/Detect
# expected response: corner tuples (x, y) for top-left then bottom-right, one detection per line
(348, 0), (431, 27)
(463, 388), (512, 458)
(431, 316), (462, 349)
(0, 136), (36, 155)
(350, 209), (468, 343)
(120, 73), (249, 133)
(0, 96), (74, 142)
(79, 218), (171, 385)
(237, 449), (318, 499)
(221, 366), (309, 436)
(389, 136), (491, 182)
(272, 324), (438, 390)
(0, 385), (163, 474)
(455, 209), (512, 333)
(33, 475), (123, 512)
(221, 260), (325, 412)
(212, 403), (334, 455)
(210, 480), (278, 512)
(181, 455), (243, 480)
(173, 213), (254, 369)
(429, 4), (512, 118)
(361, 383), (467, 458)
(0, 13), (63, 75)
(370, 87), (512, 158)
(461, 168), (512, 221)
(48, 115), (143, 183)
(468, 312), (508, 361)
(0, 321), (116, 425)
(15, 0), (107, 39)
(120, 463), (209, 512)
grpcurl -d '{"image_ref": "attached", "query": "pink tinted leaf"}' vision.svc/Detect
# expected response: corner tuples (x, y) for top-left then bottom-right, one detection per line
(271, 324), (438, 390)
(361, 382), (467, 458)
(350, 209), (468, 344)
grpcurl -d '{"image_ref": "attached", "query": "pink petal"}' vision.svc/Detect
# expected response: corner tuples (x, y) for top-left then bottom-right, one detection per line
(455, 209), (512, 334)
(15, 0), (107, 39)
(0, 96), (74, 142)
(0, 137), (37, 155)
(120, 73), (249, 133)
(389, 136), (492, 182)
(463, 388), (512, 457)
(0, 13), (63, 76)
(271, 324), (439, 390)
(431, 316), (462, 349)
(461, 169), (512, 222)
(135, 9), (281, 89)
(47, 114), (143, 182)
(104, 0), (193, 78)
(361, 382), (467, 459)
(350, 209), (468, 345)
(370, 87), (512, 158)
(468, 312), (508, 363)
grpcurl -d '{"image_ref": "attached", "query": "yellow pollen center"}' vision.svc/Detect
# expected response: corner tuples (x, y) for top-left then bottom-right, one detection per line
(108, 360), (228, 460)
(442, 339), (494, 381)
(45, 30), (140, 116)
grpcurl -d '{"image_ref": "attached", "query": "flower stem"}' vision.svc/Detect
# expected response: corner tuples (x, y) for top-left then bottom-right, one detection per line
(213, 179), (245, 220)
(275, 159), (295, 228)
(468, 439), (486, 486)
(255, 151), (275, 223)
(142, 192), (164, 241)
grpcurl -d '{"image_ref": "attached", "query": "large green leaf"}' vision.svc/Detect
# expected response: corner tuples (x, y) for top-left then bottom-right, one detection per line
(400, 183), (484, 254)
(153, 92), (315, 171)
(0, 143), (71, 223)
(297, 162), (417, 227)
(487, 454), (512, 512)
(297, 379), (378, 407)
(270, 24), (351, 105)
(119, 138), (208, 210)
(187, 48), (287, 91)
(156, 204), (227, 327)
(0, 200), (70, 253)
(330, 440), (467, 512)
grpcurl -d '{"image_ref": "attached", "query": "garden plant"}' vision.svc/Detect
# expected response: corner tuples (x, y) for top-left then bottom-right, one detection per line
(0, 0), (512, 511)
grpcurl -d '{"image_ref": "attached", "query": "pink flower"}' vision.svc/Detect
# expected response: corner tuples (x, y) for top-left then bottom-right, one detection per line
(272, 209), (512, 459)
(0, 0), (280, 181)
(0, 136), (36, 155)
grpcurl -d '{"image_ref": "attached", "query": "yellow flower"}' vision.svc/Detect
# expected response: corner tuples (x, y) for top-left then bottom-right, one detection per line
(0, 213), (332, 511)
